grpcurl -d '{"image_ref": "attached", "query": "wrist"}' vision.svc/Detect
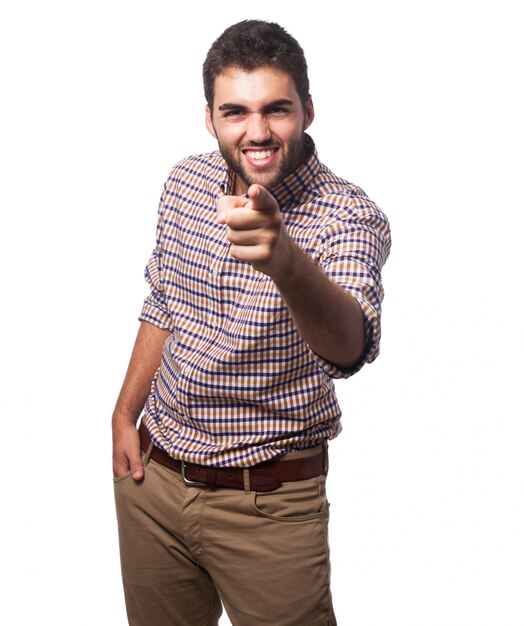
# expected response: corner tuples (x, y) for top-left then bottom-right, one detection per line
(112, 411), (139, 431)
(269, 237), (309, 286)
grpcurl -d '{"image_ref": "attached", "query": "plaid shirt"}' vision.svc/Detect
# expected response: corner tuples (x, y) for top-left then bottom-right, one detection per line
(140, 136), (391, 467)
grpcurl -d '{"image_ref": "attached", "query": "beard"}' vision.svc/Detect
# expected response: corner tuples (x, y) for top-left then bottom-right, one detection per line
(217, 135), (307, 191)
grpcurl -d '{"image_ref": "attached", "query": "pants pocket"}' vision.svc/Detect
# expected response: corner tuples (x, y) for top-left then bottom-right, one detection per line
(250, 475), (327, 522)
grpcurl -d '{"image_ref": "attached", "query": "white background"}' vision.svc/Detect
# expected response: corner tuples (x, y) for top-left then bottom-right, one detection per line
(1, 1), (522, 624)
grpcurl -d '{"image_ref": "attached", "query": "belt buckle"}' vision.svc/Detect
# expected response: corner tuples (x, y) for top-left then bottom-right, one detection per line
(181, 461), (207, 487)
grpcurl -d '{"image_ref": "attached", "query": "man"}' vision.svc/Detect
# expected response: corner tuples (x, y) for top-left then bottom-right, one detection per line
(113, 20), (390, 626)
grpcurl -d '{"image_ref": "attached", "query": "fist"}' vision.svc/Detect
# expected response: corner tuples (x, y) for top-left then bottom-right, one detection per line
(217, 184), (290, 275)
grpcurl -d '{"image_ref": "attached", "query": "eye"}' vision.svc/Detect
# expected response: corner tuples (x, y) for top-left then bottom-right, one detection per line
(267, 106), (289, 116)
(223, 109), (245, 119)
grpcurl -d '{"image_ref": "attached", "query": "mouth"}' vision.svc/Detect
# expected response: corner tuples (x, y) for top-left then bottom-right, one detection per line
(242, 147), (279, 168)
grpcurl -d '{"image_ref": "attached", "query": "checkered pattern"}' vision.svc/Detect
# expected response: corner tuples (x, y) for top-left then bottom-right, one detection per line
(140, 136), (391, 467)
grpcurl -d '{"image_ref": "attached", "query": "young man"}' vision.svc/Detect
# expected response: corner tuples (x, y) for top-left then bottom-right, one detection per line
(113, 20), (390, 626)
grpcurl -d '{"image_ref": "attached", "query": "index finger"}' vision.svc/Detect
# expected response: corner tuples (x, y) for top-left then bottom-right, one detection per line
(245, 184), (279, 213)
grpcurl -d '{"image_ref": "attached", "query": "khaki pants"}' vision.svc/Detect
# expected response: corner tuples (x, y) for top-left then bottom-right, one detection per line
(114, 447), (336, 626)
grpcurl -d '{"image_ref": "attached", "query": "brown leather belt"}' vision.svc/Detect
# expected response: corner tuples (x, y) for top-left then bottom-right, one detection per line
(139, 422), (326, 492)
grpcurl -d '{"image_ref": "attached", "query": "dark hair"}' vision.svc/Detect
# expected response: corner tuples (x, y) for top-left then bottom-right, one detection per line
(203, 20), (310, 109)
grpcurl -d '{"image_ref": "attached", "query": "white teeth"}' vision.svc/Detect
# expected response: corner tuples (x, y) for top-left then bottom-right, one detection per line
(245, 150), (274, 160)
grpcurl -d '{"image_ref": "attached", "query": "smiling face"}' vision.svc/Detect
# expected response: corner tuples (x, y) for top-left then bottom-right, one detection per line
(206, 66), (314, 195)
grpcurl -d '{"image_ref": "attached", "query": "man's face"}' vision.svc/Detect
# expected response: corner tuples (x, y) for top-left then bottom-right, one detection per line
(206, 67), (314, 195)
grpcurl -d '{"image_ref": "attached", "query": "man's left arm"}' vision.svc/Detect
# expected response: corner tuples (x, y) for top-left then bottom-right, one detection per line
(217, 184), (385, 370)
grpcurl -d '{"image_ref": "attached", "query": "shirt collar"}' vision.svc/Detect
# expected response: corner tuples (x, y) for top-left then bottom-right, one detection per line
(214, 134), (320, 209)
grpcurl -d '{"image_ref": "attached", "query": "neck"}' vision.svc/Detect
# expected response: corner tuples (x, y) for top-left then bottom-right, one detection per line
(233, 175), (249, 196)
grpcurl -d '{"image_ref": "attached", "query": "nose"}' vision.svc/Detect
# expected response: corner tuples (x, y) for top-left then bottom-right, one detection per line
(246, 113), (271, 143)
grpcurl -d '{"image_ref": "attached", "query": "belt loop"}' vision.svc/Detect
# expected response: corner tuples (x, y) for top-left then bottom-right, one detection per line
(322, 440), (329, 476)
(138, 419), (154, 466)
(243, 469), (251, 494)
(142, 442), (154, 466)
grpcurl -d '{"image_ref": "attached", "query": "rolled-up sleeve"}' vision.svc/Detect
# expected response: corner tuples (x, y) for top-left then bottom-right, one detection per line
(138, 188), (174, 331)
(311, 196), (391, 378)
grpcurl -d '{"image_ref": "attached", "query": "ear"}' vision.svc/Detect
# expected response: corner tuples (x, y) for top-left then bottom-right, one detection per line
(304, 96), (315, 130)
(205, 104), (217, 138)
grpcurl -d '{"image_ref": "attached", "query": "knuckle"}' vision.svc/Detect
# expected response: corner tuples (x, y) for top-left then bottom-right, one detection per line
(263, 230), (277, 246)
(259, 245), (272, 261)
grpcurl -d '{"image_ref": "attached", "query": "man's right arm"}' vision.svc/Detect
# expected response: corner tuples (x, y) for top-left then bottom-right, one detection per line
(112, 320), (171, 480)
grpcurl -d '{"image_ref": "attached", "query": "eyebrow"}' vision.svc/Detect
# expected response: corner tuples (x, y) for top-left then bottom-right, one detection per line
(217, 99), (295, 112)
